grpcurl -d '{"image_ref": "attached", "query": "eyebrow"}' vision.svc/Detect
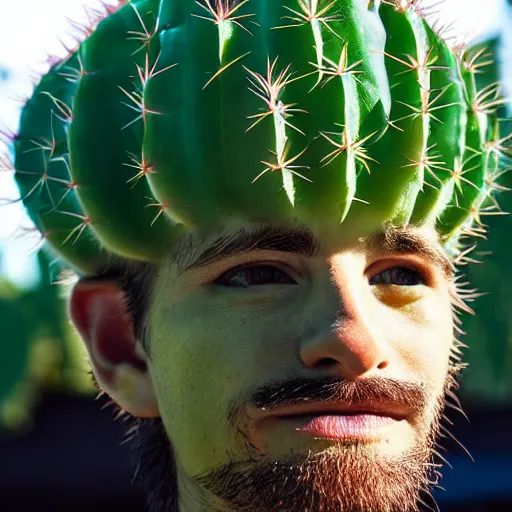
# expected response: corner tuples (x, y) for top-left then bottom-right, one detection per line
(174, 224), (453, 279)
(174, 225), (320, 276)
(361, 227), (454, 279)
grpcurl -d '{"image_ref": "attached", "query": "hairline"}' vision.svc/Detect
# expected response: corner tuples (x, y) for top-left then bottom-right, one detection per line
(169, 222), (454, 280)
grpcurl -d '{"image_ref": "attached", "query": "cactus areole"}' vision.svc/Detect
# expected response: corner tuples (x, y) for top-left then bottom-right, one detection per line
(12, 0), (511, 276)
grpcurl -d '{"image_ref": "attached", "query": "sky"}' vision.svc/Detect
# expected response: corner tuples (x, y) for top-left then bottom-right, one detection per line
(0, 0), (511, 289)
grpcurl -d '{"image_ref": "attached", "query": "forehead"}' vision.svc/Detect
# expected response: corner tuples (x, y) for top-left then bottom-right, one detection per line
(166, 219), (453, 278)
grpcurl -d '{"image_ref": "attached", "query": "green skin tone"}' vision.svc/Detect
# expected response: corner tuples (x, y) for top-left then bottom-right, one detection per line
(72, 217), (456, 511)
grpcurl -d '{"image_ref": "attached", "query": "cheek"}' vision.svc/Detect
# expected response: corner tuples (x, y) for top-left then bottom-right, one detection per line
(145, 291), (303, 474)
(151, 290), (303, 379)
(388, 289), (454, 387)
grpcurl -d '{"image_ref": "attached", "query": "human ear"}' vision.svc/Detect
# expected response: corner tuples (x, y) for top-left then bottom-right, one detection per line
(68, 279), (160, 418)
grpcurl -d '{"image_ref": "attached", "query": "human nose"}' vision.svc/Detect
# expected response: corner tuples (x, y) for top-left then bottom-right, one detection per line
(299, 260), (390, 379)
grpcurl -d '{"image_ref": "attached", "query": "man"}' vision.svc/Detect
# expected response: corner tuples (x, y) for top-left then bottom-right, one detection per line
(69, 221), (466, 512)
(10, 0), (510, 510)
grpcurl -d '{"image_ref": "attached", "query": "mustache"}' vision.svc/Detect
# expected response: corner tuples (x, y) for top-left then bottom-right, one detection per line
(232, 376), (431, 423)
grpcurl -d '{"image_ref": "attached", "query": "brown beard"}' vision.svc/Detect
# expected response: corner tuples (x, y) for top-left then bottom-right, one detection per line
(192, 379), (446, 512)
(193, 440), (437, 512)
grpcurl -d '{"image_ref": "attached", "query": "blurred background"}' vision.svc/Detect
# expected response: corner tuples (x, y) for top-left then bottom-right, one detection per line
(1, 0), (512, 511)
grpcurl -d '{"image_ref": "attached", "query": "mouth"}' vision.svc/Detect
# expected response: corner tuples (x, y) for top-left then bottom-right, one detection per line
(246, 400), (411, 445)
(251, 398), (411, 443)
(277, 411), (403, 441)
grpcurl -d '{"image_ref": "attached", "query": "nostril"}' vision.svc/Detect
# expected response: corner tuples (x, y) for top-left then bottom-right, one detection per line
(317, 357), (337, 368)
(315, 358), (388, 370)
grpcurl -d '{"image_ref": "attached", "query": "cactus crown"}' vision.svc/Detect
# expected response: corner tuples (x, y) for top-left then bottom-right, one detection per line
(8, 0), (512, 277)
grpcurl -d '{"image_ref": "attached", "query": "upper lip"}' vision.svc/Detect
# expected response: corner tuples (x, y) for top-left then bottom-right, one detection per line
(251, 401), (409, 421)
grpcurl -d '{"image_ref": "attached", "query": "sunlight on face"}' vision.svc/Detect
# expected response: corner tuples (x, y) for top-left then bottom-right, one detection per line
(146, 220), (455, 511)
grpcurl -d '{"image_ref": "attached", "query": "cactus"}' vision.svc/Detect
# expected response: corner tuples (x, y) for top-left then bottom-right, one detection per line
(6, 0), (512, 277)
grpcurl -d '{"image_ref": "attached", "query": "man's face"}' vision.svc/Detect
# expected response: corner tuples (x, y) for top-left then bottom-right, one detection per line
(145, 220), (455, 512)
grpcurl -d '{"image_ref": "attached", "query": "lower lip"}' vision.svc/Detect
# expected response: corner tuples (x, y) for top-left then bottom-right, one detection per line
(284, 414), (399, 440)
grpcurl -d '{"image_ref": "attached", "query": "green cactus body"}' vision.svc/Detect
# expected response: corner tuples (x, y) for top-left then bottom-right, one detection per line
(436, 62), (488, 239)
(14, 52), (102, 274)
(409, 26), (467, 226)
(68, 0), (174, 260)
(10, 0), (511, 276)
(345, 3), (431, 231)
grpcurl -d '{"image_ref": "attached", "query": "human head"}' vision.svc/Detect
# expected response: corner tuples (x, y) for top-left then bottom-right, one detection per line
(68, 218), (471, 512)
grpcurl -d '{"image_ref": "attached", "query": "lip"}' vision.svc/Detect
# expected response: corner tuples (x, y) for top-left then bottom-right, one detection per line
(252, 400), (409, 422)
(282, 413), (401, 440)
(244, 401), (411, 448)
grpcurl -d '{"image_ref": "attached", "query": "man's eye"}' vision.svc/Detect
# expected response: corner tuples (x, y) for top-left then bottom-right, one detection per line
(214, 264), (297, 288)
(369, 266), (425, 286)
